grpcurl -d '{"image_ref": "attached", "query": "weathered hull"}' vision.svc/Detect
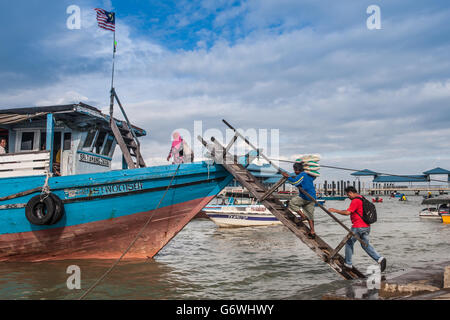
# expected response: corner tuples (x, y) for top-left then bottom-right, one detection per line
(0, 196), (215, 261)
(0, 162), (233, 261)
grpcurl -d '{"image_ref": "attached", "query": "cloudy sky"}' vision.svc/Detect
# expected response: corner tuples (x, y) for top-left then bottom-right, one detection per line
(1, 0), (449, 181)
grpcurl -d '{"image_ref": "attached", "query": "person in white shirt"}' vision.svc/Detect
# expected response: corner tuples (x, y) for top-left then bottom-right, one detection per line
(0, 138), (6, 154)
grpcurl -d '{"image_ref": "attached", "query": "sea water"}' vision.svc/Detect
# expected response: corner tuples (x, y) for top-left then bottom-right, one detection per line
(0, 196), (449, 299)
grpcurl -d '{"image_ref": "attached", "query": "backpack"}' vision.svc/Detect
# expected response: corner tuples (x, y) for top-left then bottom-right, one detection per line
(354, 196), (377, 225)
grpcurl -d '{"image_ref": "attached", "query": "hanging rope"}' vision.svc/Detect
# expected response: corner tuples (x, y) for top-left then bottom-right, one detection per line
(269, 158), (449, 184)
(39, 171), (52, 202)
(78, 164), (181, 300)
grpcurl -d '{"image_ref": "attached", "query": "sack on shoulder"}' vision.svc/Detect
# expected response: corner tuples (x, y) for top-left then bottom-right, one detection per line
(355, 196), (377, 224)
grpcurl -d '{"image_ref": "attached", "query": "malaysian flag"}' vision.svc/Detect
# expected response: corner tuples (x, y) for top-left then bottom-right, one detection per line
(94, 8), (115, 32)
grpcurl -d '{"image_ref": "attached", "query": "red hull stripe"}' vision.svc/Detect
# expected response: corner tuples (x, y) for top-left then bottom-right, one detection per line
(0, 196), (215, 262)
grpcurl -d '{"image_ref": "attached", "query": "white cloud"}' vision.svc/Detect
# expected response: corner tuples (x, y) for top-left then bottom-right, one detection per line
(2, 1), (450, 179)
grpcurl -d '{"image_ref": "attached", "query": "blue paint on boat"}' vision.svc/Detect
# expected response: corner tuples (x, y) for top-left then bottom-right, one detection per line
(0, 162), (233, 235)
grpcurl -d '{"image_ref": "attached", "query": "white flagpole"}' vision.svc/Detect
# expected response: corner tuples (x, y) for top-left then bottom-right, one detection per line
(109, 14), (116, 120)
(111, 29), (116, 90)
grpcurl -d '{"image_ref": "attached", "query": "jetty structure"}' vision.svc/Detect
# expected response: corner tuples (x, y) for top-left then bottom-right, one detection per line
(217, 165), (450, 200)
(198, 120), (368, 280)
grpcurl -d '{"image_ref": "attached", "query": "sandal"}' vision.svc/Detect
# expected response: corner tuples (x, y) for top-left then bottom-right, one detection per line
(293, 217), (305, 226)
(308, 232), (316, 239)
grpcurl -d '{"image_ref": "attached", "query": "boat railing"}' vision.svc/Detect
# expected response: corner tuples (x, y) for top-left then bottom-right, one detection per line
(0, 150), (50, 178)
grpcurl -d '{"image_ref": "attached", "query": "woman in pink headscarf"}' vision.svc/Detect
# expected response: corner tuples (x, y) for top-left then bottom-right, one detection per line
(167, 132), (185, 164)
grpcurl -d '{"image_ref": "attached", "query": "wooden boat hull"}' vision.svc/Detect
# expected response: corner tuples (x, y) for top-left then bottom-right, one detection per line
(0, 162), (233, 261)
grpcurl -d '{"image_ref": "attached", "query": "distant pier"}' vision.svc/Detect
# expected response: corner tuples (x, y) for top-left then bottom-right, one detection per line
(220, 181), (449, 199)
(317, 180), (449, 196)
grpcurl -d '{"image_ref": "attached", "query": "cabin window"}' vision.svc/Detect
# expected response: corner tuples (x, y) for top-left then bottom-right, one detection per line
(102, 135), (114, 156)
(95, 131), (107, 154)
(20, 132), (35, 151)
(40, 132), (47, 150)
(82, 130), (96, 150)
(80, 129), (113, 157)
(63, 132), (71, 150)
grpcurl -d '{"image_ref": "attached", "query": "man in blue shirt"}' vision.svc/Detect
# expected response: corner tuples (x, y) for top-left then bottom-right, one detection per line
(281, 162), (317, 238)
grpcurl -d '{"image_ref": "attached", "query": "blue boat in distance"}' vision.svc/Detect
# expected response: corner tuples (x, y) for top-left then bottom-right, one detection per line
(318, 196), (347, 201)
(0, 103), (233, 261)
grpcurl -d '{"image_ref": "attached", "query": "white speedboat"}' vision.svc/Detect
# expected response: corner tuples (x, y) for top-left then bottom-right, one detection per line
(420, 195), (450, 221)
(203, 204), (282, 227)
(203, 195), (325, 228)
(419, 208), (441, 219)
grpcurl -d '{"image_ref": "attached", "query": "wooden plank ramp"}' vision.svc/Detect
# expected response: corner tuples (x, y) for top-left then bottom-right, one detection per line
(198, 129), (366, 280)
(109, 88), (146, 169)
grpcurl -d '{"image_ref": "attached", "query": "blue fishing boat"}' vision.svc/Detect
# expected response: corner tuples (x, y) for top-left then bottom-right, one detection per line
(0, 102), (233, 261)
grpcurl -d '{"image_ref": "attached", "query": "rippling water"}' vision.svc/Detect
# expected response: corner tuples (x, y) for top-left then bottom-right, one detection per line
(1, 196), (449, 299)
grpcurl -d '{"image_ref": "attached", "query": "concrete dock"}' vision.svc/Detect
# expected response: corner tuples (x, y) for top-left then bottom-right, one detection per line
(323, 261), (450, 300)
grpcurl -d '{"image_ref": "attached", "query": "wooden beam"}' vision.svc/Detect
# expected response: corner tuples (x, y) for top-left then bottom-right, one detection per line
(110, 119), (135, 169)
(222, 119), (283, 173)
(198, 128), (369, 280)
(297, 186), (367, 248)
(260, 177), (288, 202)
(327, 232), (353, 261)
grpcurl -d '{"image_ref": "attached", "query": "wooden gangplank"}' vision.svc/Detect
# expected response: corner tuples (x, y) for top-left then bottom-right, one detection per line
(198, 124), (366, 280)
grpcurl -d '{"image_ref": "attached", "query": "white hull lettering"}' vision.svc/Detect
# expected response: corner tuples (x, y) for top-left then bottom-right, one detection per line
(64, 181), (144, 199)
(79, 153), (111, 167)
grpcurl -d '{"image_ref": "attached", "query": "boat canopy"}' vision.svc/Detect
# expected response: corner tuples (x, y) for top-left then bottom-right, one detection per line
(421, 195), (450, 205)
(0, 103), (146, 136)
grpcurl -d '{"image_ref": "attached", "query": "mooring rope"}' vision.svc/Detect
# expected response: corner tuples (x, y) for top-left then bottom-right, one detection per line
(39, 171), (52, 202)
(269, 158), (450, 184)
(78, 164), (181, 300)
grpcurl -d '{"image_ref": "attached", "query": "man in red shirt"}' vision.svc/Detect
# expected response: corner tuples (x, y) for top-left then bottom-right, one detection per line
(329, 186), (386, 272)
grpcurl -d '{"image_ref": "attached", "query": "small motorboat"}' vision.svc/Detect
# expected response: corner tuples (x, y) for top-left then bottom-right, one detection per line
(419, 208), (441, 219)
(372, 197), (383, 203)
(203, 193), (324, 227)
(390, 192), (403, 198)
(420, 195), (450, 222)
(203, 204), (283, 227)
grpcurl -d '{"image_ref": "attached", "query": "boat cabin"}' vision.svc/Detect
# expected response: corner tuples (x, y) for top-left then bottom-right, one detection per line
(0, 103), (146, 178)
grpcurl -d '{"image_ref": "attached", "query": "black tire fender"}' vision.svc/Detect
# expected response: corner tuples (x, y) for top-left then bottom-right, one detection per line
(25, 194), (56, 225)
(47, 193), (64, 225)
